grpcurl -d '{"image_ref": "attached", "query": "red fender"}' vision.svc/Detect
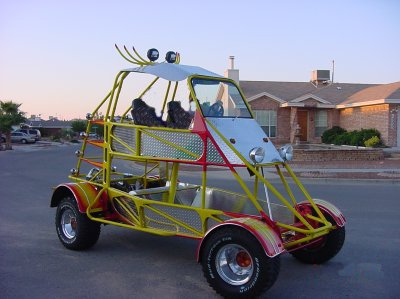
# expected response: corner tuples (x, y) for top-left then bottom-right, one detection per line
(197, 217), (285, 262)
(50, 182), (106, 213)
(297, 199), (346, 227)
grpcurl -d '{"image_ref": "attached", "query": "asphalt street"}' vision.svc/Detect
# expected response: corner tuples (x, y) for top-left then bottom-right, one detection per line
(0, 144), (399, 298)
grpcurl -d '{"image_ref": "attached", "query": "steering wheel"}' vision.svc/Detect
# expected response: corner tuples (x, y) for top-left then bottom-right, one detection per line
(209, 101), (224, 117)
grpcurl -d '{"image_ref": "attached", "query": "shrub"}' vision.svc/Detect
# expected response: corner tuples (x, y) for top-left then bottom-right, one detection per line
(349, 130), (363, 146)
(360, 128), (381, 141)
(364, 136), (382, 147)
(348, 128), (382, 146)
(333, 132), (352, 145)
(325, 127), (384, 147)
(321, 126), (347, 144)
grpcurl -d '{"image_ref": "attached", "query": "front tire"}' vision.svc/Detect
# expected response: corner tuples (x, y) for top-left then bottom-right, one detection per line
(290, 215), (345, 264)
(55, 197), (100, 250)
(201, 227), (280, 298)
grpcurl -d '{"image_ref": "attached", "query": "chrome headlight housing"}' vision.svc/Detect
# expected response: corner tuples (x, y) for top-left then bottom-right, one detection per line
(278, 144), (293, 161)
(249, 147), (265, 164)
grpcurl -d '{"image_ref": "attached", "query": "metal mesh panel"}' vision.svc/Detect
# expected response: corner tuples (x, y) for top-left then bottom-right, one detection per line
(143, 205), (200, 236)
(112, 126), (137, 154)
(150, 204), (203, 231)
(143, 207), (178, 231)
(207, 127), (243, 165)
(206, 217), (221, 230)
(206, 140), (225, 164)
(112, 197), (139, 224)
(141, 130), (204, 160)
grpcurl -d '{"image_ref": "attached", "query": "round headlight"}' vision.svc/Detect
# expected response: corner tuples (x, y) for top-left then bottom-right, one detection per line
(165, 51), (177, 63)
(86, 113), (92, 120)
(75, 150), (82, 157)
(249, 147), (265, 164)
(70, 168), (78, 175)
(279, 144), (293, 161)
(147, 48), (159, 61)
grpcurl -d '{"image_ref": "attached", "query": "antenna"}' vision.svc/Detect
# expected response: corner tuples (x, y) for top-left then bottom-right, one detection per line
(332, 60), (335, 83)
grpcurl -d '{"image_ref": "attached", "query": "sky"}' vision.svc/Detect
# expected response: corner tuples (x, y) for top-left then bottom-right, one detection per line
(1, 0), (399, 120)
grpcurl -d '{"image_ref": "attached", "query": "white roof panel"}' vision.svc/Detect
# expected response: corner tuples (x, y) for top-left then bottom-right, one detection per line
(123, 63), (222, 81)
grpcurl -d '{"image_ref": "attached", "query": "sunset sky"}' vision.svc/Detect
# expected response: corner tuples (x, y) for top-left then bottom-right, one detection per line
(1, 0), (399, 120)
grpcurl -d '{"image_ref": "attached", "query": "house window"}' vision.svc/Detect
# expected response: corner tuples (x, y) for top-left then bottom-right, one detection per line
(315, 110), (328, 137)
(254, 110), (277, 137)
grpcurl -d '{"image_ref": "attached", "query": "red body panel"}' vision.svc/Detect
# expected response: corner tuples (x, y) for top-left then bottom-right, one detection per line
(197, 217), (285, 261)
(51, 182), (106, 213)
(297, 199), (346, 227)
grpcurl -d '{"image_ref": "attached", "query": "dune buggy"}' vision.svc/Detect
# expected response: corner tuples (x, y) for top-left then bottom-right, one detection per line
(51, 46), (345, 298)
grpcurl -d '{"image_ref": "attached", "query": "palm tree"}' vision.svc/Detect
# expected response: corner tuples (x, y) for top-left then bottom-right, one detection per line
(0, 101), (26, 150)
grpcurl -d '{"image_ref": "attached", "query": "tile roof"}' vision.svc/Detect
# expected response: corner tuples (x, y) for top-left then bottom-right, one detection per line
(26, 119), (73, 128)
(309, 83), (377, 105)
(240, 81), (315, 101)
(341, 81), (400, 105)
(240, 80), (399, 106)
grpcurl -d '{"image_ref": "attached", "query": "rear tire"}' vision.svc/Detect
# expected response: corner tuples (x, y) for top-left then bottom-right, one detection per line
(201, 227), (280, 298)
(55, 197), (100, 250)
(290, 215), (345, 264)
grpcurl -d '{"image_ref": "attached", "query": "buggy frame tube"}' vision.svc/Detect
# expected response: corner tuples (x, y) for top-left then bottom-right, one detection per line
(110, 72), (129, 119)
(121, 77), (160, 119)
(160, 81), (172, 118)
(105, 72), (125, 119)
(205, 119), (314, 230)
(201, 166), (207, 209)
(171, 81), (179, 101)
(168, 162), (179, 203)
(75, 83), (120, 172)
(275, 164), (297, 206)
(284, 164), (328, 224)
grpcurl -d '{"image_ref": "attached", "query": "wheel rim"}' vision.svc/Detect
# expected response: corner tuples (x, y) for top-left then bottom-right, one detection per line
(215, 244), (254, 286)
(61, 209), (77, 239)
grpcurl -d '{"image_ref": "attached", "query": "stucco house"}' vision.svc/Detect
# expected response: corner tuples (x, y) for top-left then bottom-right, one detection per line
(23, 116), (72, 137)
(224, 58), (400, 147)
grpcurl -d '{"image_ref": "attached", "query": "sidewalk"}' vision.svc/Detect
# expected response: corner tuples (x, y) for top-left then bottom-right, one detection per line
(283, 158), (400, 180)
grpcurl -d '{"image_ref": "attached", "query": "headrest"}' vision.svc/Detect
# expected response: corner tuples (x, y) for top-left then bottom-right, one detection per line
(132, 98), (147, 109)
(168, 101), (182, 109)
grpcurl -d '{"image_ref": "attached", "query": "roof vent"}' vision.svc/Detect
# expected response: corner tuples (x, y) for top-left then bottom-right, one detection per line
(311, 70), (330, 86)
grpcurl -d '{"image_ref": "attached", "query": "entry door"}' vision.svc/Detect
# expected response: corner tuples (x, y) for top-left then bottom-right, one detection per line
(297, 110), (308, 142)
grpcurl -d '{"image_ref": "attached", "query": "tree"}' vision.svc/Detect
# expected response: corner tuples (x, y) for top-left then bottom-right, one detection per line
(71, 120), (87, 135)
(0, 101), (26, 150)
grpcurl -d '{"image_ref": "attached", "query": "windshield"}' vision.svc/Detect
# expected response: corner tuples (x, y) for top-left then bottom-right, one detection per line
(191, 78), (252, 118)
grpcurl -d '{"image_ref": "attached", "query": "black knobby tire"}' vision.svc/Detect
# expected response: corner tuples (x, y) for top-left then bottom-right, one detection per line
(201, 227), (280, 298)
(290, 214), (345, 264)
(55, 197), (101, 250)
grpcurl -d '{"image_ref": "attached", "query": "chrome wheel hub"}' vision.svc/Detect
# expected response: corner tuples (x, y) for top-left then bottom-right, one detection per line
(61, 209), (77, 239)
(215, 244), (254, 286)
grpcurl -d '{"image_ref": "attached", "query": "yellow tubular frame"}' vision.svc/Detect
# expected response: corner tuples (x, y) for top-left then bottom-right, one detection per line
(194, 75), (332, 242)
(71, 70), (333, 247)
